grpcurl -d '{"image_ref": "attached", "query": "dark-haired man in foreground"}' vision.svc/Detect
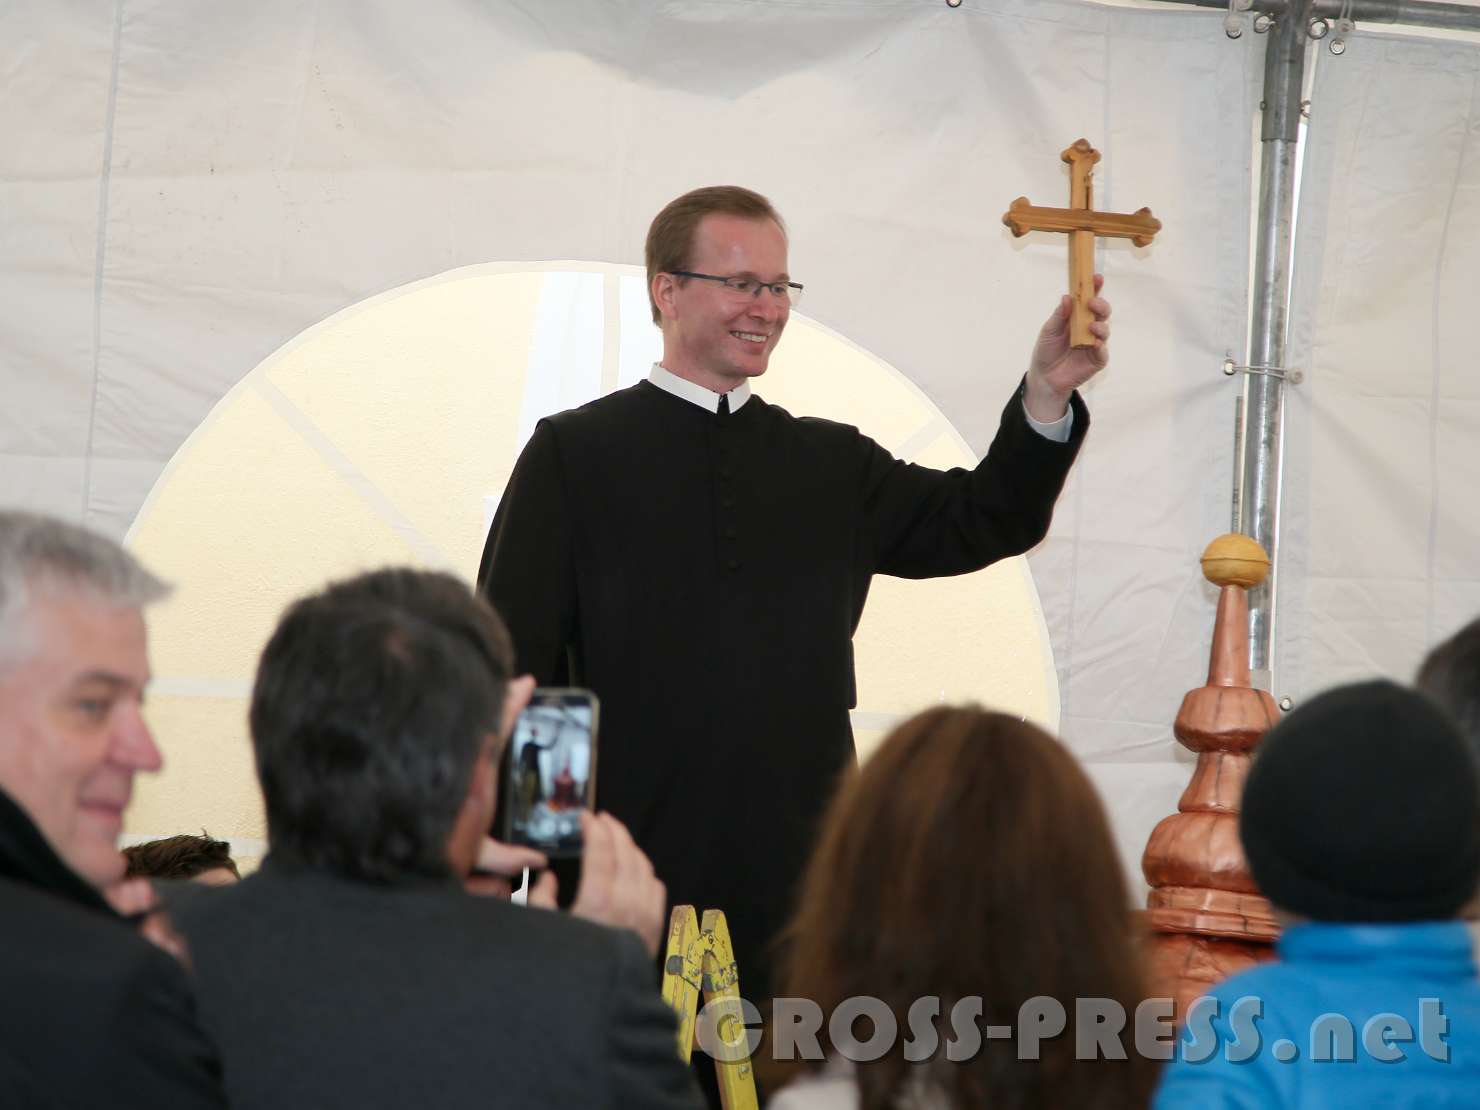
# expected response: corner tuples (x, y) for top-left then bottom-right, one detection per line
(171, 568), (700, 1110)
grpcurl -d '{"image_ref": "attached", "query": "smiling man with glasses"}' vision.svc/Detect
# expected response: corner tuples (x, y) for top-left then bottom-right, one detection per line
(478, 184), (1108, 1036)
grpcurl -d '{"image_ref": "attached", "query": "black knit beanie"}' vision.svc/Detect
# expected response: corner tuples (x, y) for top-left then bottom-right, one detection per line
(1240, 679), (1480, 923)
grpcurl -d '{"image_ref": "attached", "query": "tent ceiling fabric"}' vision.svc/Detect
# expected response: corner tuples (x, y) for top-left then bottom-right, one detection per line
(7, 0), (1390, 896)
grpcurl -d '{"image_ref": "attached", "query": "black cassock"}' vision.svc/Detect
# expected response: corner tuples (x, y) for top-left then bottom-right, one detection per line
(477, 376), (1087, 999)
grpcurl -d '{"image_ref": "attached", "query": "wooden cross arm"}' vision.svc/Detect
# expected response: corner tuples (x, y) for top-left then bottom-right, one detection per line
(1002, 198), (1163, 248)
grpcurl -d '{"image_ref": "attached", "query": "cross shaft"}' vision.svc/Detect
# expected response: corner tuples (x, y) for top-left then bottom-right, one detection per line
(1003, 139), (1162, 347)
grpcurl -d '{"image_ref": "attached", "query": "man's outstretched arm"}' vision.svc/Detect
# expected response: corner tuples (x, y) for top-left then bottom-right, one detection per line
(861, 284), (1107, 578)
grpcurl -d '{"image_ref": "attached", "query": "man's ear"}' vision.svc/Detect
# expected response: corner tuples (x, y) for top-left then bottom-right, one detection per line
(500, 675), (536, 741)
(652, 272), (678, 322)
(469, 744), (496, 810)
(447, 737), (500, 878)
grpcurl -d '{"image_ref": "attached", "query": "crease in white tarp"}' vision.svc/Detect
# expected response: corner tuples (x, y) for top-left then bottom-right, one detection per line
(253, 376), (454, 570)
(1420, 57), (1475, 649)
(81, 0), (126, 524)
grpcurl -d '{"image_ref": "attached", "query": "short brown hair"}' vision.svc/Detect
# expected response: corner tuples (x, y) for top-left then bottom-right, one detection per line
(775, 708), (1158, 1110)
(124, 833), (240, 881)
(644, 185), (785, 324)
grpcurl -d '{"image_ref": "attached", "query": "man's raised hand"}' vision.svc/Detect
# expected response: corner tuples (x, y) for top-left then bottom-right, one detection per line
(1023, 273), (1111, 423)
(526, 811), (666, 956)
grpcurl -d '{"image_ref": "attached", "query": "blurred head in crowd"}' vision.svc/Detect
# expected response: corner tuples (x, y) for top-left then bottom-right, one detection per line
(778, 706), (1157, 1110)
(1417, 616), (1480, 760)
(124, 832), (240, 885)
(1241, 679), (1480, 925)
(1417, 619), (1480, 917)
(250, 568), (522, 883)
(0, 511), (170, 888)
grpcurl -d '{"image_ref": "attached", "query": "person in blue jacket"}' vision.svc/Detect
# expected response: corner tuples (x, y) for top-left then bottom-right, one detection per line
(1155, 680), (1480, 1109)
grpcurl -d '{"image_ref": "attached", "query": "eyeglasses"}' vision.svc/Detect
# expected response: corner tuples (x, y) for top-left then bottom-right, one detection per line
(669, 271), (804, 309)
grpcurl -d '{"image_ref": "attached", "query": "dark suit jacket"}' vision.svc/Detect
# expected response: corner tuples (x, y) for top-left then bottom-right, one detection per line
(479, 377), (1088, 997)
(0, 790), (226, 1109)
(169, 860), (703, 1110)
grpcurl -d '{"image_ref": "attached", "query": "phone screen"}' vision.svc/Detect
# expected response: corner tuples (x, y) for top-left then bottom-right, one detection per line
(498, 688), (599, 859)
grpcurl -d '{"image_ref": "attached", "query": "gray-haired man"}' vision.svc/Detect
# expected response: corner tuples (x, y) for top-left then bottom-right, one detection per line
(0, 510), (225, 1107)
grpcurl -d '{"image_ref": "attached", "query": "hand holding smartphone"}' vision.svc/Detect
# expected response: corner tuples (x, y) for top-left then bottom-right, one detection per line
(495, 688), (599, 860)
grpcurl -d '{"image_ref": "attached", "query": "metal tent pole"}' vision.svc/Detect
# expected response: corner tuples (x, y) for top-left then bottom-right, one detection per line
(1239, 0), (1313, 684)
(1143, 0), (1480, 34)
(1137, 0), (1480, 681)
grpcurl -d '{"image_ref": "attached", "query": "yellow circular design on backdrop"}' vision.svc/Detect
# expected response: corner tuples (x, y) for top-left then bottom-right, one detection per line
(124, 262), (1060, 864)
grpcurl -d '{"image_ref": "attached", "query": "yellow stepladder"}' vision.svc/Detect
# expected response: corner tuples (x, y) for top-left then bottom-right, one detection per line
(660, 905), (760, 1110)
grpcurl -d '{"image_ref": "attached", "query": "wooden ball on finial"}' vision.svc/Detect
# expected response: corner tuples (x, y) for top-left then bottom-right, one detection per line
(1200, 533), (1270, 589)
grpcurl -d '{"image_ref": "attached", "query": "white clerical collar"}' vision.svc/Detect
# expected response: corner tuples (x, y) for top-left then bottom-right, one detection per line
(648, 364), (752, 413)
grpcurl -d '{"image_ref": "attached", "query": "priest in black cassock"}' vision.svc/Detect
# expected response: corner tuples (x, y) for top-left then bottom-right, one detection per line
(477, 185), (1107, 1005)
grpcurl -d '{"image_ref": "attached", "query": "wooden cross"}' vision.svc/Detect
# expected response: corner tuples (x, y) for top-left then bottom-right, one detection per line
(1003, 139), (1162, 347)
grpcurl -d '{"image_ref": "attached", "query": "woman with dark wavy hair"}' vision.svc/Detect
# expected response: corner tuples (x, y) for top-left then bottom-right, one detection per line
(769, 706), (1158, 1110)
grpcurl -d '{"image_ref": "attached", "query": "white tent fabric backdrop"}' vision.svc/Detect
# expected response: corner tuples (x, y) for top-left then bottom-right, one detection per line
(3, 0), (1472, 891)
(1281, 32), (1480, 702)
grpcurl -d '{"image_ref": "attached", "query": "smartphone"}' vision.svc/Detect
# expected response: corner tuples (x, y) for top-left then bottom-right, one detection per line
(496, 687), (599, 859)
